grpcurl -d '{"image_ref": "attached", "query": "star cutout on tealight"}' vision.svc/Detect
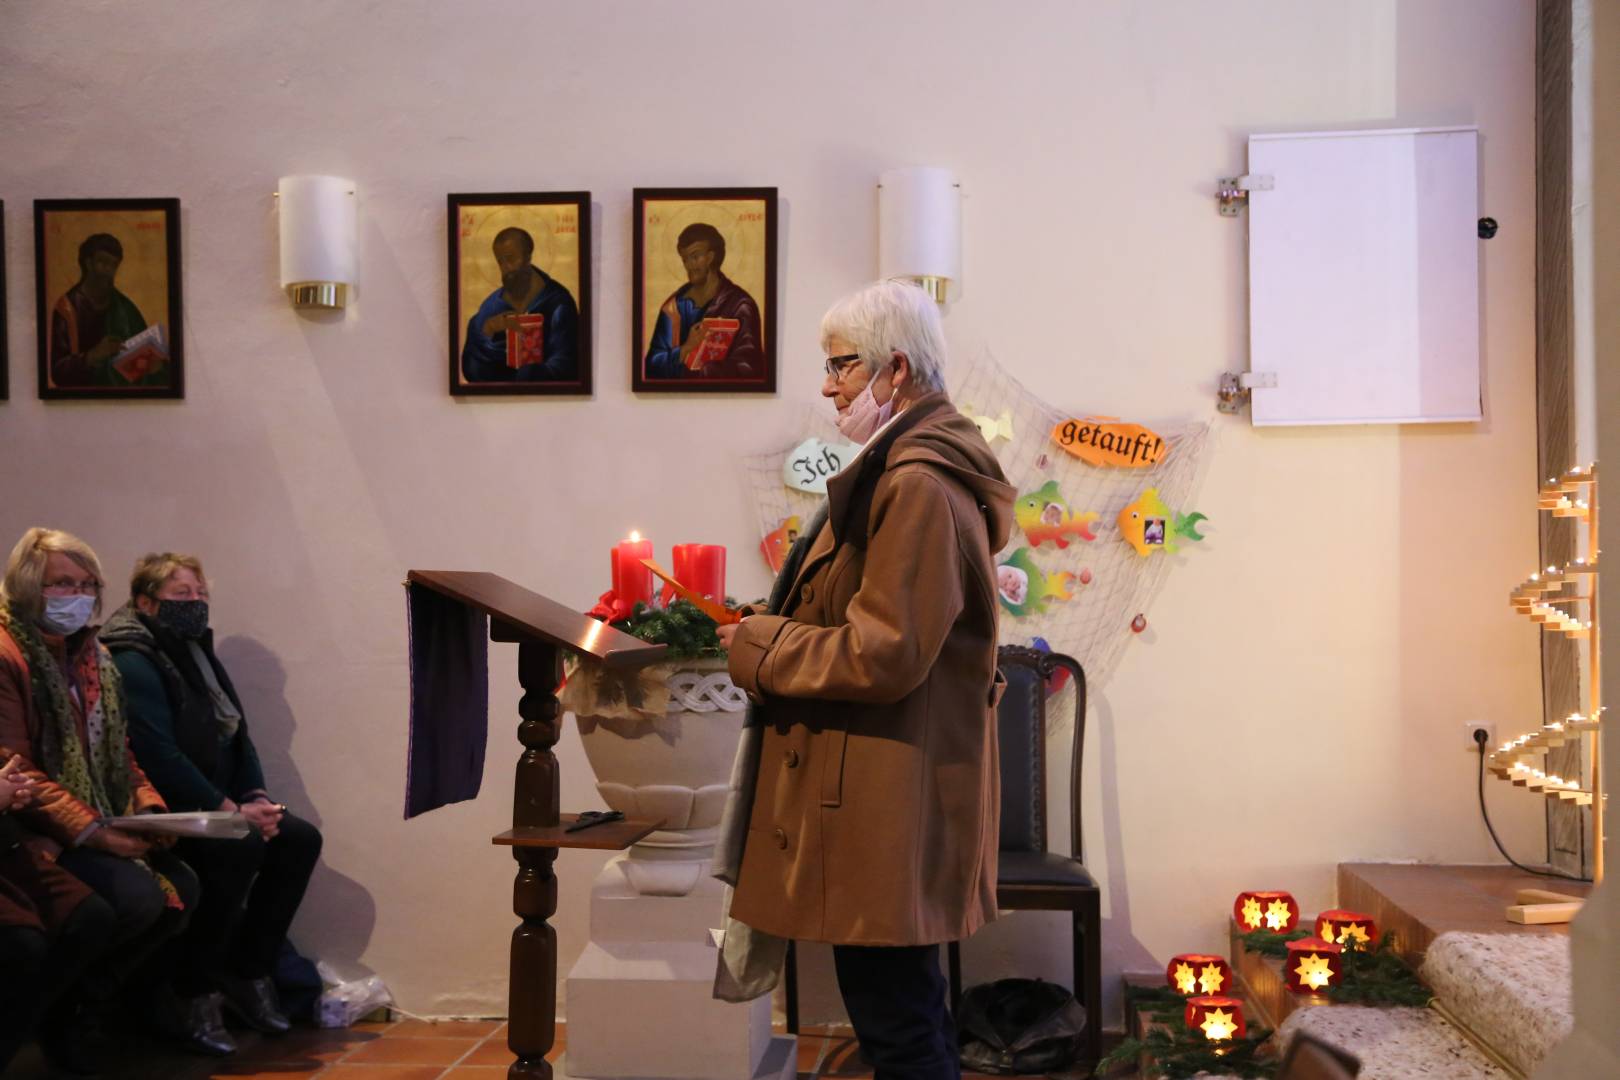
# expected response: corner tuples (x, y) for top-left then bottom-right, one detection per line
(1294, 952), (1335, 990)
(1241, 896), (1263, 928)
(1172, 963), (1197, 995)
(1197, 963), (1226, 994)
(1199, 1008), (1237, 1041)
(1264, 899), (1292, 930)
(1340, 922), (1371, 946)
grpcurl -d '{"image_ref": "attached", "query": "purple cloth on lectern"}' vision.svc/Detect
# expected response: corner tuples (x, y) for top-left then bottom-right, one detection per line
(404, 582), (489, 818)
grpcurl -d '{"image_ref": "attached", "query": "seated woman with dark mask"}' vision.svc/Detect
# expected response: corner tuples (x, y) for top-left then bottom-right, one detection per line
(103, 553), (322, 1040)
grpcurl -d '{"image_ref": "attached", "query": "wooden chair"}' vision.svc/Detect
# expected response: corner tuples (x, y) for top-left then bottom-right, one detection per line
(947, 644), (1100, 1070)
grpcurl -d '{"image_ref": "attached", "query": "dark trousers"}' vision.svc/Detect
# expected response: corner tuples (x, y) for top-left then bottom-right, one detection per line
(169, 812), (321, 992)
(0, 900), (117, 1070)
(833, 944), (960, 1080)
(55, 846), (200, 996)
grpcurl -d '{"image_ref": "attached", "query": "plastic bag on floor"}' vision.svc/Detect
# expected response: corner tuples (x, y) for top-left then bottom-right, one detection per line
(957, 977), (1086, 1075)
(314, 960), (393, 1028)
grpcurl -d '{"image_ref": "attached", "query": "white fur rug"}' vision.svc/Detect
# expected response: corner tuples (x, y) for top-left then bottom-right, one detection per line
(1418, 931), (1573, 1076)
(1277, 1005), (1509, 1079)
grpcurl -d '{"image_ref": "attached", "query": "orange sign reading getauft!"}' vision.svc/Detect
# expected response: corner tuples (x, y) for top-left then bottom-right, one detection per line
(1051, 418), (1168, 468)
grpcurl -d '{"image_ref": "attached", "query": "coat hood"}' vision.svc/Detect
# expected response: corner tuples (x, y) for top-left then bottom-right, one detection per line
(888, 394), (1016, 551)
(99, 602), (157, 652)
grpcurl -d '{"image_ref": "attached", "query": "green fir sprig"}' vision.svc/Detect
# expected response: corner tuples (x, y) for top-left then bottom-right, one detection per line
(1236, 927), (1313, 959)
(1098, 1025), (1277, 1079)
(1326, 932), (1433, 1007)
(611, 599), (731, 662)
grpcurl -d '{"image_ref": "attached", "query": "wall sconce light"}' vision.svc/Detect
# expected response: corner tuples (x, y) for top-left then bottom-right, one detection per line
(1166, 953), (1234, 996)
(1184, 996), (1247, 1042)
(1285, 938), (1344, 994)
(1314, 909), (1379, 948)
(878, 166), (960, 304)
(1233, 890), (1300, 932)
(277, 174), (356, 310)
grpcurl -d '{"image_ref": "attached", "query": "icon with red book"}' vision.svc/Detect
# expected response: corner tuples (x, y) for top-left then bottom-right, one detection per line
(507, 313), (545, 369)
(684, 317), (739, 371)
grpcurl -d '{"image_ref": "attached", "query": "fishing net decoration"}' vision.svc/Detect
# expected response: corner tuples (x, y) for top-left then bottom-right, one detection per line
(740, 347), (1213, 702)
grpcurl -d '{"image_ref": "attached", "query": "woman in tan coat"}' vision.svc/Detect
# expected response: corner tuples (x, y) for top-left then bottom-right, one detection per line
(718, 280), (1014, 1079)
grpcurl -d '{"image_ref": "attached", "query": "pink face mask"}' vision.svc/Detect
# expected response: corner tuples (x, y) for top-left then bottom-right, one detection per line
(835, 363), (895, 443)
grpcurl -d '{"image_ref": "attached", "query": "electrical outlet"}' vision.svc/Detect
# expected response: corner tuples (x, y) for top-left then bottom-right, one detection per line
(1464, 721), (1496, 751)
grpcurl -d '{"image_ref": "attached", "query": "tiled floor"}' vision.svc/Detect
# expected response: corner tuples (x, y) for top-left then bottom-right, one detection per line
(8, 1019), (1100, 1078)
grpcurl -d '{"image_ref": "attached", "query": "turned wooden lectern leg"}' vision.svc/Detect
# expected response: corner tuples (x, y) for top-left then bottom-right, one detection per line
(508, 639), (563, 1078)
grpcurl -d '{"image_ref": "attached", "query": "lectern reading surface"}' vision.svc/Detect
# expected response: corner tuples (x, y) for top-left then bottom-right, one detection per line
(405, 570), (667, 1079)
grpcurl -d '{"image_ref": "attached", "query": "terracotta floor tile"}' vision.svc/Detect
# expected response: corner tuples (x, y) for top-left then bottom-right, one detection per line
(229, 1026), (380, 1064)
(459, 1037), (518, 1065)
(387, 1019), (503, 1039)
(194, 1068), (326, 1080)
(818, 1036), (872, 1076)
(441, 1069), (513, 1078)
(340, 1035), (479, 1066)
(795, 1033), (828, 1070)
(319, 1067), (447, 1080)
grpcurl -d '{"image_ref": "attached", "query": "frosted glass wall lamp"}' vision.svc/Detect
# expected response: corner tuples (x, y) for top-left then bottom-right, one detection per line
(276, 175), (356, 310)
(878, 166), (960, 304)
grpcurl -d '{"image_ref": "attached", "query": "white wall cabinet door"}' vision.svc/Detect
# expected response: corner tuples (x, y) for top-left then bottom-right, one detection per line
(1247, 127), (1482, 426)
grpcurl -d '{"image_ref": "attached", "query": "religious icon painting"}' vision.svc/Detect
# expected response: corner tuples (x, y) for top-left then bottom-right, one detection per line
(34, 198), (184, 400)
(447, 191), (592, 397)
(632, 187), (777, 394)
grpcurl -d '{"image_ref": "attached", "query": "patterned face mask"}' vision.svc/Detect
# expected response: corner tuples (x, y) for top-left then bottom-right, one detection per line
(156, 599), (210, 639)
(39, 594), (96, 636)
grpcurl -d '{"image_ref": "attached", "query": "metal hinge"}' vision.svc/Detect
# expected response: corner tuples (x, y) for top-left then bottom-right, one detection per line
(1216, 174), (1274, 216)
(1217, 371), (1278, 414)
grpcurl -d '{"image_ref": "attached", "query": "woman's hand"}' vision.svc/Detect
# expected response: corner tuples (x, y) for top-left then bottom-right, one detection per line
(89, 826), (152, 859)
(716, 621), (743, 651)
(0, 756), (34, 813)
(241, 798), (284, 840)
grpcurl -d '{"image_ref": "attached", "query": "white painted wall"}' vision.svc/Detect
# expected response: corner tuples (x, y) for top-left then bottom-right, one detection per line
(0, 0), (1545, 1029)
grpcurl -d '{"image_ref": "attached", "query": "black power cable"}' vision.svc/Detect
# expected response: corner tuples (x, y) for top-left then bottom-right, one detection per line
(1475, 730), (1593, 883)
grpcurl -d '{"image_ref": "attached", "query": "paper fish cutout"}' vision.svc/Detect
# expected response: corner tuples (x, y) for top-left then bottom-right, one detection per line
(760, 515), (802, 574)
(1118, 489), (1207, 556)
(1014, 481), (1100, 549)
(783, 436), (860, 495)
(960, 403), (1014, 444)
(995, 548), (1075, 617)
(1030, 636), (1073, 694)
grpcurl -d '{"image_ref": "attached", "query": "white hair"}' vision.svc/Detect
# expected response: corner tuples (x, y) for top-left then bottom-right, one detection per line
(819, 278), (947, 392)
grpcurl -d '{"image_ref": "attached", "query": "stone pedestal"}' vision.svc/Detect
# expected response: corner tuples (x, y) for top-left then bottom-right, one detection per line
(563, 858), (794, 1080)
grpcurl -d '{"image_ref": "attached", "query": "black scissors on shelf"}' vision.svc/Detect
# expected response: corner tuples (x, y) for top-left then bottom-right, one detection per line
(565, 809), (625, 833)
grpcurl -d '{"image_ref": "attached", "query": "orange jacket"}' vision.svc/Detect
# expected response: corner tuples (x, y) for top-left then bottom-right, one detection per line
(0, 624), (166, 847)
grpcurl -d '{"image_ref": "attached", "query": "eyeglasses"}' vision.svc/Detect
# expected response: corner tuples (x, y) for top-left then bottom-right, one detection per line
(42, 579), (101, 596)
(824, 353), (861, 378)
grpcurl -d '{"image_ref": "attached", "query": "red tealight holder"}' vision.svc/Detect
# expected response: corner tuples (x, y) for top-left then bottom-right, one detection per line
(1315, 909), (1379, 948)
(1184, 996), (1247, 1042)
(1285, 938), (1344, 994)
(1165, 954), (1233, 997)
(1233, 890), (1300, 932)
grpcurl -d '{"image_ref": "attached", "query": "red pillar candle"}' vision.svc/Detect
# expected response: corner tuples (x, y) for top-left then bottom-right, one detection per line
(611, 532), (654, 614)
(1233, 890), (1300, 932)
(1166, 954), (1234, 997)
(1315, 910), (1379, 948)
(1284, 938), (1344, 994)
(672, 543), (727, 603)
(1184, 996), (1246, 1042)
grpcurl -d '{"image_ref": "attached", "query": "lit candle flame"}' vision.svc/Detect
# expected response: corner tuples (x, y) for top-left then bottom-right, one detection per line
(628, 530), (642, 542)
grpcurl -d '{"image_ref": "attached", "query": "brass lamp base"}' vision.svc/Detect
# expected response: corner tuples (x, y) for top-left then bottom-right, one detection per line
(907, 275), (950, 304)
(286, 281), (348, 310)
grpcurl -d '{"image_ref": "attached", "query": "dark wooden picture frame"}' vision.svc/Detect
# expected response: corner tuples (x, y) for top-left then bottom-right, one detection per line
(34, 197), (183, 400)
(448, 191), (592, 397)
(631, 186), (777, 394)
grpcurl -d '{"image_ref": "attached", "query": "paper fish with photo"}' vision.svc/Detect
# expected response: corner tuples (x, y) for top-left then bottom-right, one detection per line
(959, 403), (1014, 444)
(1014, 481), (1100, 550)
(1117, 488), (1207, 557)
(996, 548), (1076, 617)
(783, 436), (860, 495)
(760, 515), (803, 573)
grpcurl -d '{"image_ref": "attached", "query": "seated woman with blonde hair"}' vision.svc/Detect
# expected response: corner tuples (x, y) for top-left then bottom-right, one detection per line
(0, 527), (208, 1064)
(103, 552), (322, 1039)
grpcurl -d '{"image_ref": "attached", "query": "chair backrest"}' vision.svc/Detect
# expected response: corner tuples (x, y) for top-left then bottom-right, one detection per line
(1277, 1034), (1361, 1080)
(994, 645), (1087, 860)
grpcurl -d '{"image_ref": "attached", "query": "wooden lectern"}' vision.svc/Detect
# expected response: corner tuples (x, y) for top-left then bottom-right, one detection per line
(407, 571), (667, 1078)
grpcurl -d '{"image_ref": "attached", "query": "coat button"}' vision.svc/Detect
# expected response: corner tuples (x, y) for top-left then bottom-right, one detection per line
(773, 827), (788, 849)
(800, 583), (815, 603)
(783, 749), (800, 768)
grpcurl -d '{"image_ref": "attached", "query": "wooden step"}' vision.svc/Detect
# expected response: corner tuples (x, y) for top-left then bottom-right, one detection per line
(1228, 916), (1333, 1032)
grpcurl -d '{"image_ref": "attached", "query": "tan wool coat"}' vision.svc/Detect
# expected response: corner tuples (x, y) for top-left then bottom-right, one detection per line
(726, 393), (1015, 946)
